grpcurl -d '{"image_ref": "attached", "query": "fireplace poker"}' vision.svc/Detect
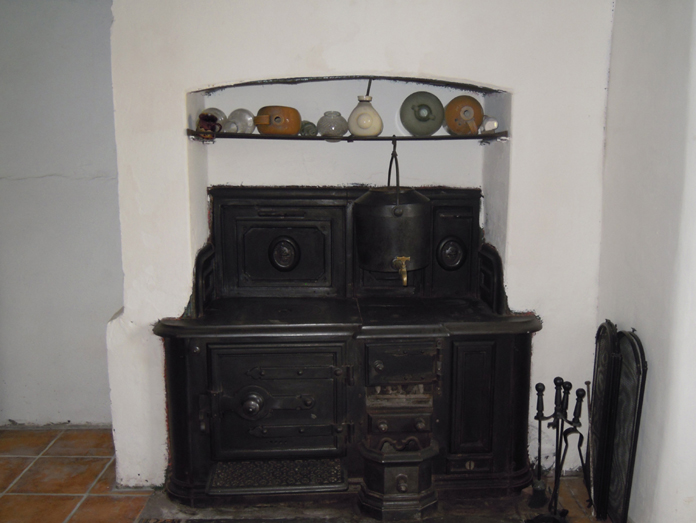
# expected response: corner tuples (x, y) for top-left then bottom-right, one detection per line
(525, 379), (587, 523)
(529, 382), (551, 508)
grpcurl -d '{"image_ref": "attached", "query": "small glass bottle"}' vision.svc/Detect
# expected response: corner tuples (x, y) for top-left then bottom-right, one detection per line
(317, 111), (348, 139)
(221, 108), (255, 134)
(348, 95), (383, 137)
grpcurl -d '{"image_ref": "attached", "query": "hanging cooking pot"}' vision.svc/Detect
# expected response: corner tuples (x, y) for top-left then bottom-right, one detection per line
(353, 140), (431, 286)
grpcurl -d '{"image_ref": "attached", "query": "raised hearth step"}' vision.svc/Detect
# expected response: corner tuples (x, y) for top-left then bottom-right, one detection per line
(207, 457), (348, 495)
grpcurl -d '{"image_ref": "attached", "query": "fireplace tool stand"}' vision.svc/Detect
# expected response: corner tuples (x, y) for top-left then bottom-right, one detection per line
(526, 377), (587, 523)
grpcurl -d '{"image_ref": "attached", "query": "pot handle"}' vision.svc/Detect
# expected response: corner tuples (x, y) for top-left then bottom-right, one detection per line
(387, 137), (400, 206)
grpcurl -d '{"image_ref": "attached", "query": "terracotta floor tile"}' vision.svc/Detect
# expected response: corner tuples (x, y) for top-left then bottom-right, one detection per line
(0, 457), (34, 491)
(566, 475), (592, 506)
(90, 460), (151, 495)
(45, 429), (114, 457)
(9, 456), (110, 494)
(0, 494), (81, 523)
(68, 495), (149, 523)
(0, 430), (61, 456)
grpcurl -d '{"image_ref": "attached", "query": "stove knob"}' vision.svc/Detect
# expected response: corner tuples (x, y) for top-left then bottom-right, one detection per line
(373, 360), (385, 372)
(414, 418), (427, 431)
(396, 474), (409, 493)
(377, 420), (389, 432)
(242, 393), (264, 416)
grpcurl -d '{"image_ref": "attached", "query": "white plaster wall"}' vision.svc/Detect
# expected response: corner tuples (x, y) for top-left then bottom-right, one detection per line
(598, 1), (696, 521)
(0, 0), (121, 424)
(109, 0), (614, 485)
(482, 92), (512, 257)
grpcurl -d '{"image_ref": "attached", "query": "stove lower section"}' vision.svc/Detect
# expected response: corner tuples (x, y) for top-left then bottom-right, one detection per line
(157, 298), (538, 518)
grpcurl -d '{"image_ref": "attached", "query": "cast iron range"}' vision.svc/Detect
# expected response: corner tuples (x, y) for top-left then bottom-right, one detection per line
(154, 151), (542, 520)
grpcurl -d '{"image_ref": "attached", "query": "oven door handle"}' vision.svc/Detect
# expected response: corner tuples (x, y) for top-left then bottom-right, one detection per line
(257, 208), (306, 218)
(247, 366), (336, 380)
(248, 424), (339, 438)
(217, 389), (317, 420)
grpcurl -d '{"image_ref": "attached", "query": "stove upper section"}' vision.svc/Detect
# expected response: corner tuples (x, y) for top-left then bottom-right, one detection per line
(182, 186), (512, 319)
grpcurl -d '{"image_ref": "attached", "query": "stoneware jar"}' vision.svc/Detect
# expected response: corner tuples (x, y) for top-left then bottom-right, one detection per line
(444, 95), (484, 136)
(348, 96), (383, 137)
(221, 108), (255, 134)
(317, 111), (348, 139)
(254, 106), (302, 135)
(399, 91), (444, 137)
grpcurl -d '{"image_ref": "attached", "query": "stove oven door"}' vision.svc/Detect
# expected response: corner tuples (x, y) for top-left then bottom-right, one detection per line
(208, 341), (348, 460)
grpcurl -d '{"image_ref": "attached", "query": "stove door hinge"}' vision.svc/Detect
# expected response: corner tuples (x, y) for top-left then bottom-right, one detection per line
(198, 393), (212, 433)
(334, 422), (355, 443)
(333, 365), (354, 386)
(199, 390), (222, 433)
(435, 339), (444, 395)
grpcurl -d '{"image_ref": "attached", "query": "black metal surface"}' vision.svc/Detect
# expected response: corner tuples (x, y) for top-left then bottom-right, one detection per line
(449, 340), (495, 454)
(207, 186), (483, 299)
(188, 128), (508, 142)
(590, 321), (621, 519)
(607, 331), (647, 523)
(354, 187), (432, 273)
(366, 340), (437, 385)
(154, 186), (542, 514)
(154, 297), (541, 337)
(194, 74), (504, 95)
(193, 243), (215, 318)
(215, 201), (343, 297)
(526, 378), (587, 522)
(353, 140), (432, 277)
(359, 442), (440, 521)
(208, 458), (346, 494)
(479, 244), (507, 314)
(590, 323), (647, 523)
(209, 342), (346, 460)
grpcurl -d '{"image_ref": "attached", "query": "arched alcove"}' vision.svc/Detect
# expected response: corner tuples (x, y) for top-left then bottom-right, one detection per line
(185, 75), (511, 256)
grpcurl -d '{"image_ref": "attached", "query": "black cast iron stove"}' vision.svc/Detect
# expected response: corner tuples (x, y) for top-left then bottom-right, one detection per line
(154, 186), (541, 520)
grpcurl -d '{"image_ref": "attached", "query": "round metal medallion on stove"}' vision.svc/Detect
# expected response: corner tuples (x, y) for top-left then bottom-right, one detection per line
(268, 236), (300, 271)
(437, 236), (467, 270)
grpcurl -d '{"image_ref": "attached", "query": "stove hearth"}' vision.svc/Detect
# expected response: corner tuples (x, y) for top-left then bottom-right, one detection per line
(154, 186), (541, 520)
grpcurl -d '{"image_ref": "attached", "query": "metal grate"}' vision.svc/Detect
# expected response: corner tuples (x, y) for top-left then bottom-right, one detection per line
(208, 458), (347, 495)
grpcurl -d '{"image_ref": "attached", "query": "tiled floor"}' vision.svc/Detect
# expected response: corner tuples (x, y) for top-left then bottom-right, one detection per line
(0, 427), (151, 523)
(0, 426), (599, 523)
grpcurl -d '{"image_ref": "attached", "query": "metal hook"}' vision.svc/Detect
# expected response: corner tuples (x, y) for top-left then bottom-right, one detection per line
(387, 137), (400, 205)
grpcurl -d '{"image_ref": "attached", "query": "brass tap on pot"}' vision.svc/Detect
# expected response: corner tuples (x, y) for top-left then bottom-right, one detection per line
(393, 256), (410, 287)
